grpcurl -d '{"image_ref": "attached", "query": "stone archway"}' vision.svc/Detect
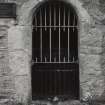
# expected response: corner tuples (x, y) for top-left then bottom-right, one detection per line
(8, 0), (91, 104)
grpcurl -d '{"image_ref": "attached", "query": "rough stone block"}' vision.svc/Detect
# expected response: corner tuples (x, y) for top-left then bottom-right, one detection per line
(8, 26), (24, 50)
(80, 28), (103, 47)
(9, 50), (30, 76)
(80, 46), (102, 55)
(14, 75), (31, 104)
(80, 54), (101, 75)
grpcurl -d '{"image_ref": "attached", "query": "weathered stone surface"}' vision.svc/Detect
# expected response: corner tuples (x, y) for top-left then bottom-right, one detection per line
(0, 19), (14, 27)
(8, 26), (25, 50)
(80, 0), (105, 26)
(80, 54), (101, 73)
(0, 30), (7, 37)
(0, 50), (6, 58)
(0, 76), (14, 101)
(80, 28), (103, 47)
(80, 46), (102, 55)
(99, 0), (105, 15)
(80, 53), (105, 100)
(13, 75), (31, 104)
(9, 50), (31, 75)
(0, 19), (14, 104)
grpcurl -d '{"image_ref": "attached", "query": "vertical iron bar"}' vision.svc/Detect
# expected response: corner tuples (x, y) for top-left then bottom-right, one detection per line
(50, 28), (52, 62)
(58, 6), (61, 95)
(54, 57), (56, 62)
(68, 10), (70, 62)
(50, 6), (52, 62)
(40, 9), (42, 62)
(73, 15), (75, 32)
(49, 5), (52, 94)
(54, 5), (57, 92)
(45, 57), (47, 62)
(73, 56), (75, 62)
(63, 56), (66, 62)
(36, 57), (38, 63)
(59, 6), (61, 62)
(54, 5), (56, 30)
(45, 7), (47, 30)
(73, 15), (75, 62)
(63, 7), (65, 31)
(35, 15), (37, 31)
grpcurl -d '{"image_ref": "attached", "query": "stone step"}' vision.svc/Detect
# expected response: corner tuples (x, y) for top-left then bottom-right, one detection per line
(31, 100), (105, 105)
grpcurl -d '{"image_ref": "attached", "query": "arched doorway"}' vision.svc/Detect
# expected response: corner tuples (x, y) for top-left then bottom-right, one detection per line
(31, 1), (79, 101)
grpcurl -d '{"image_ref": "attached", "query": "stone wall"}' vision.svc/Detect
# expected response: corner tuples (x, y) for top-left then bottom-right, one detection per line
(0, 0), (105, 104)
(79, 0), (105, 101)
(0, 19), (15, 104)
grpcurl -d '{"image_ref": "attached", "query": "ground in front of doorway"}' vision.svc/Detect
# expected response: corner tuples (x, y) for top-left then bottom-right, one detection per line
(31, 100), (105, 105)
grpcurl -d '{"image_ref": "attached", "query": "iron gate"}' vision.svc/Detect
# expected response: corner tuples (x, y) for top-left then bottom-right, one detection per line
(32, 1), (79, 100)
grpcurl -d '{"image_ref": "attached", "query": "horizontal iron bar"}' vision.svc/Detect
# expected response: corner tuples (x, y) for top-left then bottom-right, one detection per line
(33, 26), (78, 28)
(31, 61), (78, 64)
